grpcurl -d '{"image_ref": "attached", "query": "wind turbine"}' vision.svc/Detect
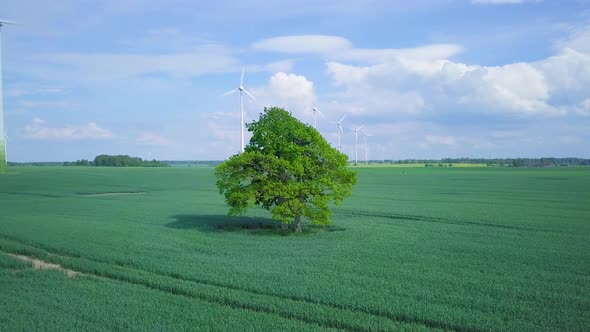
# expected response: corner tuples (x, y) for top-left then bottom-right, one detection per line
(223, 67), (256, 153)
(329, 115), (346, 152)
(0, 19), (17, 170)
(312, 107), (321, 129)
(353, 125), (364, 165)
(361, 130), (373, 165)
(1, 132), (7, 166)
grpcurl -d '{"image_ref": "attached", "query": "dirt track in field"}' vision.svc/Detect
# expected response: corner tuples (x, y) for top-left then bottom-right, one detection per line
(6, 253), (83, 278)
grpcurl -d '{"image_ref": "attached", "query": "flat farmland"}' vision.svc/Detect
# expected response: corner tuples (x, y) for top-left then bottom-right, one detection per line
(0, 166), (588, 331)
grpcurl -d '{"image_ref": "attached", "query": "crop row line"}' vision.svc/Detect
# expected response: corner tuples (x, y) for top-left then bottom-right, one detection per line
(0, 246), (432, 332)
(0, 233), (478, 332)
(335, 209), (547, 233)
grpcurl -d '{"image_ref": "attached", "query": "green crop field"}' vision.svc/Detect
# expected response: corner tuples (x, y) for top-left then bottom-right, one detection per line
(1, 166), (589, 331)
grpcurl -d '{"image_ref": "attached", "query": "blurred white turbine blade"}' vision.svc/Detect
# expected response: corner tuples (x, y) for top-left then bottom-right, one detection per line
(222, 88), (238, 96)
(240, 67), (245, 86)
(339, 114), (347, 123)
(243, 89), (256, 102)
(0, 19), (18, 25)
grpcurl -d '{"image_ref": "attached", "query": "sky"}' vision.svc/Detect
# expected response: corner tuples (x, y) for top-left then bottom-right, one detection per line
(1, 0), (589, 162)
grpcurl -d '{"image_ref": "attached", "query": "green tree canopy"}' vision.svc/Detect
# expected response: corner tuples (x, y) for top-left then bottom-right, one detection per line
(215, 107), (357, 232)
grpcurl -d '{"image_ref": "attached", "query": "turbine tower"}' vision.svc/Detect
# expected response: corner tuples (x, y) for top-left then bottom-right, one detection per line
(361, 130), (373, 165)
(329, 115), (346, 152)
(312, 107), (320, 129)
(0, 19), (16, 171)
(353, 125), (364, 165)
(223, 67), (256, 153)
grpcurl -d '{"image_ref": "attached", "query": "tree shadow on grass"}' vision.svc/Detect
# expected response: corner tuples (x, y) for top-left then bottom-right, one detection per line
(166, 214), (346, 236)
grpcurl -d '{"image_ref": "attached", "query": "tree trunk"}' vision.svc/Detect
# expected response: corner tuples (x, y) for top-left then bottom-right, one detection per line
(293, 214), (302, 233)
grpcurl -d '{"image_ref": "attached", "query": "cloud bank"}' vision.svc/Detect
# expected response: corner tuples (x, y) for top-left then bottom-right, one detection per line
(23, 118), (113, 141)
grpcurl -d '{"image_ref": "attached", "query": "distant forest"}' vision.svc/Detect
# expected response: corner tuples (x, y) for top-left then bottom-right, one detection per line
(63, 155), (169, 167)
(383, 158), (590, 167)
(7, 157), (590, 167)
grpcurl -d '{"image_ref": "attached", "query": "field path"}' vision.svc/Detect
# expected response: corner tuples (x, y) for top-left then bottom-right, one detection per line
(6, 253), (83, 278)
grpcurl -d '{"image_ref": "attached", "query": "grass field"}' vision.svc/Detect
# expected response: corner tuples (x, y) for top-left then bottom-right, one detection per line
(1, 166), (589, 331)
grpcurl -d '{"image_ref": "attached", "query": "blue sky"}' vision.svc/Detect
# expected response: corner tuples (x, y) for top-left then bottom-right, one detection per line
(1, 0), (589, 161)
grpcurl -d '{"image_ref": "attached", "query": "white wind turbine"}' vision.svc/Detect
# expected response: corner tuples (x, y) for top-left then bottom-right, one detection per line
(329, 115), (346, 152)
(353, 125), (364, 165)
(0, 19), (17, 169)
(361, 130), (373, 165)
(1, 131), (7, 166)
(223, 67), (256, 153)
(312, 107), (321, 129)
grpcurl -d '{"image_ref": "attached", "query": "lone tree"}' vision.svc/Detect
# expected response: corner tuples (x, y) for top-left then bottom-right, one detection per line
(215, 107), (357, 232)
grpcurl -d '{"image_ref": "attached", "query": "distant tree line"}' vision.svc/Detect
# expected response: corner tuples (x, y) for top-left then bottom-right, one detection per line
(8, 161), (64, 166)
(63, 155), (169, 167)
(164, 160), (223, 167)
(8, 157), (590, 168)
(380, 158), (590, 167)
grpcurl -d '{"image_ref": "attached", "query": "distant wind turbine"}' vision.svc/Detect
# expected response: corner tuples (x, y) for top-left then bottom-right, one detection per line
(223, 67), (256, 153)
(312, 107), (321, 129)
(0, 19), (17, 170)
(1, 132), (7, 165)
(329, 115), (346, 152)
(353, 125), (364, 165)
(361, 130), (373, 165)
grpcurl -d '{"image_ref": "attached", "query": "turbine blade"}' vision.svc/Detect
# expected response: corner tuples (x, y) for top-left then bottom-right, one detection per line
(243, 89), (256, 102)
(328, 121), (337, 125)
(240, 67), (245, 86)
(222, 89), (238, 96)
(339, 114), (347, 123)
(313, 108), (325, 119)
(356, 125), (365, 131)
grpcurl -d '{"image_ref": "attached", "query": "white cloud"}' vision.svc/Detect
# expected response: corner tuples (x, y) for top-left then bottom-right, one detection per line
(252, 35), (352, 54)
(539, 48), (590, 102)
(23, 118), (113, 140)
(558, 24), (590, 54)
(324, 40), (589, 118)
(250, 72), (317, 121)
(251, 35), (463, 63)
